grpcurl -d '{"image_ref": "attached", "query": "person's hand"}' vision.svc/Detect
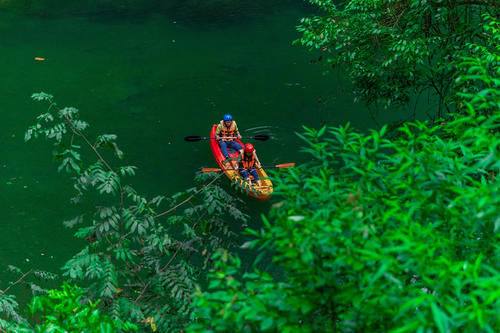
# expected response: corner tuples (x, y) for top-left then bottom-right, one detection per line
(215, 135), (220, 141)
(237, 134), (242, 139)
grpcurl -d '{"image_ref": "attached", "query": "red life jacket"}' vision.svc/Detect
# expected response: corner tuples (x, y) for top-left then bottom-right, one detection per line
(219, 120), (236, 141)
(240, 152), (256, 170)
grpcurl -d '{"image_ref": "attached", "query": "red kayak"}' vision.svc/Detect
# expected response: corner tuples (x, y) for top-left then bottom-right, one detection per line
(209, 124), (273, 200)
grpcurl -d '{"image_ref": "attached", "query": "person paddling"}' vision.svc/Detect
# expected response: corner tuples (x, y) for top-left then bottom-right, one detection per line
(238, 143), (262, 187)
(215, 114), (243, 166)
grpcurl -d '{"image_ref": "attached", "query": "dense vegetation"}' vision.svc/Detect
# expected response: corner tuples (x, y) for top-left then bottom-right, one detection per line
(296, 0), (498, 115)
(189, 97), (499, 331)
(1, 0), (499, 332)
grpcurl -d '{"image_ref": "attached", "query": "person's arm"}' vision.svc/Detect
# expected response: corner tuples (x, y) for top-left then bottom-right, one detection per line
(234, 122), (242, 139)
(254, 151), (262, 168)
(238, 149), (244, 162)
(215, 124), (221, 140)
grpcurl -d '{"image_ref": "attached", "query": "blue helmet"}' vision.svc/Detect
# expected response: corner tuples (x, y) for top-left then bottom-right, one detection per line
(223, 114), (233, 121)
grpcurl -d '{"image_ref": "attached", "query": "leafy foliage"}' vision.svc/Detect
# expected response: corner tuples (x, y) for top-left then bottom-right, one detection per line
(23, 96), (249, 331)
(190, 122), (500, 332)
(188, 20), (500, 332)
(453, 14), (500, 118)
(0, 267), (57, 332)
(27, 283), (137, 332)
(296, 0), (498, 114)
(0, 294), (25, 332)
(2, 283), (136, 332)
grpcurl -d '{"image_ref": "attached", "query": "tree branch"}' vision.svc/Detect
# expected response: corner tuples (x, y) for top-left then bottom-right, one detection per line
(0, 270), (32, 296)
(153, 173), (224, 219)
(134, 210), (209, 304)
(61, 112), (126, 248)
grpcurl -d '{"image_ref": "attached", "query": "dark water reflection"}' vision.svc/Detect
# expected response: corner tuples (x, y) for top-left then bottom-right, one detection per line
(4, 0), (313, 26)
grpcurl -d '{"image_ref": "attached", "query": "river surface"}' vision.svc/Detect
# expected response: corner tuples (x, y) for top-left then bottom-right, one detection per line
(0, 1), (398, 291)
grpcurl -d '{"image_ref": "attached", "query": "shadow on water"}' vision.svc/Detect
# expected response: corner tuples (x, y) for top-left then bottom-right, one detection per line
(3, 0), (314, 28)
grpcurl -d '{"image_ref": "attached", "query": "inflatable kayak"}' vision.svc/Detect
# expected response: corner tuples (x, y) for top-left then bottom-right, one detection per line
(209, 124), (273, 200)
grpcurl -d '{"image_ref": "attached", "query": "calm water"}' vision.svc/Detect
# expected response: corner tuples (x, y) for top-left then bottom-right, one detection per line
(0, 1), (396, 289)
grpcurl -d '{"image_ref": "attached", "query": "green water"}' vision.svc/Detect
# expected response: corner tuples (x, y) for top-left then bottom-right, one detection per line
(0, 1), (396, 288)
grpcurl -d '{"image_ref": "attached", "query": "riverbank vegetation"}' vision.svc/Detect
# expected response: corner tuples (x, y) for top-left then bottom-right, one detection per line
(1, 0), (498, 332)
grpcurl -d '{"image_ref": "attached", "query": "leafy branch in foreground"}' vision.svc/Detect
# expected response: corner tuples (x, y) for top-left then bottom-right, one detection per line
(27, 283), (137, 332)
(189, 114), (500, 333)
(22, 94), (249, 332)
(0, 266), (57, 332)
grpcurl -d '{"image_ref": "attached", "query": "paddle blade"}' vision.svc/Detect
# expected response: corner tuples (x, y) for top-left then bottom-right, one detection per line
(201, 168), (223, 173)
(276, 163), (295, 168)
(253, 135), (270, 141)
(184, 136), (202, 142)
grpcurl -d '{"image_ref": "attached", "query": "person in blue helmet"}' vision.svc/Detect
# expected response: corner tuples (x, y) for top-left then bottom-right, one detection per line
(215, 114), (243, 166)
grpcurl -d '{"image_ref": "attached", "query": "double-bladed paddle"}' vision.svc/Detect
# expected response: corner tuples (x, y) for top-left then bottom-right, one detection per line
(184, 135), (269, 142)
(202, 163), (295, 173)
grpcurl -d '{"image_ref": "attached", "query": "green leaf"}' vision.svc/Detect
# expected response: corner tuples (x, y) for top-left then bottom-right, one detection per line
(431, 302), (449, 333)
(260, 317), (274, 331)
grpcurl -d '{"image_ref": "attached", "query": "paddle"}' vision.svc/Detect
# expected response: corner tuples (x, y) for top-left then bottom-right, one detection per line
(184, 135), (269, 142)
(202, 163), (295, 173)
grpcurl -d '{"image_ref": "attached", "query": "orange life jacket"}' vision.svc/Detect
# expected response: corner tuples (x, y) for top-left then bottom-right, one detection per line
(240, 152), (256, 170)
(219, 120), (236, 141)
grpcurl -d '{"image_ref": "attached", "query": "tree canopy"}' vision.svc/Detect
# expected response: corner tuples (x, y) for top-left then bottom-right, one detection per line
(296, 0), (499, 115)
